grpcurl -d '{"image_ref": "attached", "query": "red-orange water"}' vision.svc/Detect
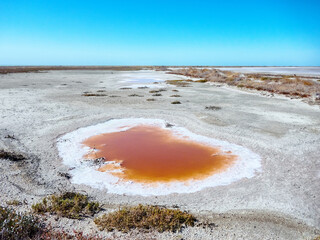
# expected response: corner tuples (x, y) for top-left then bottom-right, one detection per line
(82, 125), (236, 183)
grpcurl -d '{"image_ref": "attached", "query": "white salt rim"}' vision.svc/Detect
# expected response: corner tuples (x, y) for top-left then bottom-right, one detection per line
(57, 118), (262, 196)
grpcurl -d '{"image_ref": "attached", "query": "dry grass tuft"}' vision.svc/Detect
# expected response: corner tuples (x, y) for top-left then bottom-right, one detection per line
(158, 88), (167, 92)
(195, 79), (208, 83)
(32, 192), (100, 219)
(171, 101), (181, 104)
(205, 106), (221, 111)
(82, 93), (107, 97)
(166, 80), (192, 87)
(149, 90), (160, 93)
(128, 94), (144, 97)
(94, 205), (196, 233)
(0, 150), (25, 161)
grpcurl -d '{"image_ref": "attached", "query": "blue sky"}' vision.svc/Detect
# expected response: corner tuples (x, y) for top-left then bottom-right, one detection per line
(0, 0), (319, 66)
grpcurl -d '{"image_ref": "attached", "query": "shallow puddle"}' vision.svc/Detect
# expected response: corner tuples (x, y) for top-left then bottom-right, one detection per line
(82, 125), (236, 183)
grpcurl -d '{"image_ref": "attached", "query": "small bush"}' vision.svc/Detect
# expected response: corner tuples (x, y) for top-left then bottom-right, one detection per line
(32, 192), (100, 219)
(149, 90), (160, 93)
(158, 88), (167, 92)
(205, 106), (221, 111)
(128, 94), (143, 97)
(0, 150), (25, 161)
(146, 98), (156, 101)
(195, 79), (208, 83)
(94, 205), (196, 233)
(166, 80), (191, 87)
(0, 206), (41, 240)
(171, 101), (181, 104)
(152, 93), (162, 96)
(82, 93), (107, 97)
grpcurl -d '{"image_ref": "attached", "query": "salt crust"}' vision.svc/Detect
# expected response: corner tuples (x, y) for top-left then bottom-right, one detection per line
(57, 119), (262, 196)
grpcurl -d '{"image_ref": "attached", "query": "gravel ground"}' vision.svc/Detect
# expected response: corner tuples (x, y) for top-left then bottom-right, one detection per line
(0, 70), (319, 239)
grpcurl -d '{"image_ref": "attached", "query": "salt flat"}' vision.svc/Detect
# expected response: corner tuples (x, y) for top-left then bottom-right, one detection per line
(0, 69), (319, 239)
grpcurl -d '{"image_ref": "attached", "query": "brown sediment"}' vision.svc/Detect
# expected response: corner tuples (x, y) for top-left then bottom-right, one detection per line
(82, 125), (236, 183)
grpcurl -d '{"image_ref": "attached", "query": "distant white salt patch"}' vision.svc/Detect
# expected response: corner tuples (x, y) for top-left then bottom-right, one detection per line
(57, 118), (262, 196)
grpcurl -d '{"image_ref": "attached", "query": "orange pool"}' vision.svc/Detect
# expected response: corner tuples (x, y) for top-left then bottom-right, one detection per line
(82, 125), (236, 183)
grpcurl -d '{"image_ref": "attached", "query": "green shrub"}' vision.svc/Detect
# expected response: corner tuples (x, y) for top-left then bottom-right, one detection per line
(32, 192), (100, 219)
(171, 101), (181, 104)
(0, 206), (41, 240)
(94, 204), (196, 233)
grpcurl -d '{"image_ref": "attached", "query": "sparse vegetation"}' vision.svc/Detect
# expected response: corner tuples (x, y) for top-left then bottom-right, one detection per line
(128, 94), (143, 97)
(146, 98), (156, 101)
(152, 93), (162, 96)
(5, 134), (16, 140)
(158, 88), (167, 92)
(171, 101), (181, 104)
(119, 87), (132, 90)
(205, 106), (221, 111)
(169, 68), (320, 100)
(170, 95), (181, 97)
(165, 123), (174, 128)
(172, 89), (179, 92)
(0, 206), (41, 240)
(0, 150), (25, 161)
(166, 80), (192, 87)
(32, 192), (100, 219)
(6, 200), (21, 206)
(94, 205), (196, 233)
(149, 90), (160, 93)
(0, 66), (145, 74)
(82, 93), (107, 97)
(195, 79), (208, 83)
